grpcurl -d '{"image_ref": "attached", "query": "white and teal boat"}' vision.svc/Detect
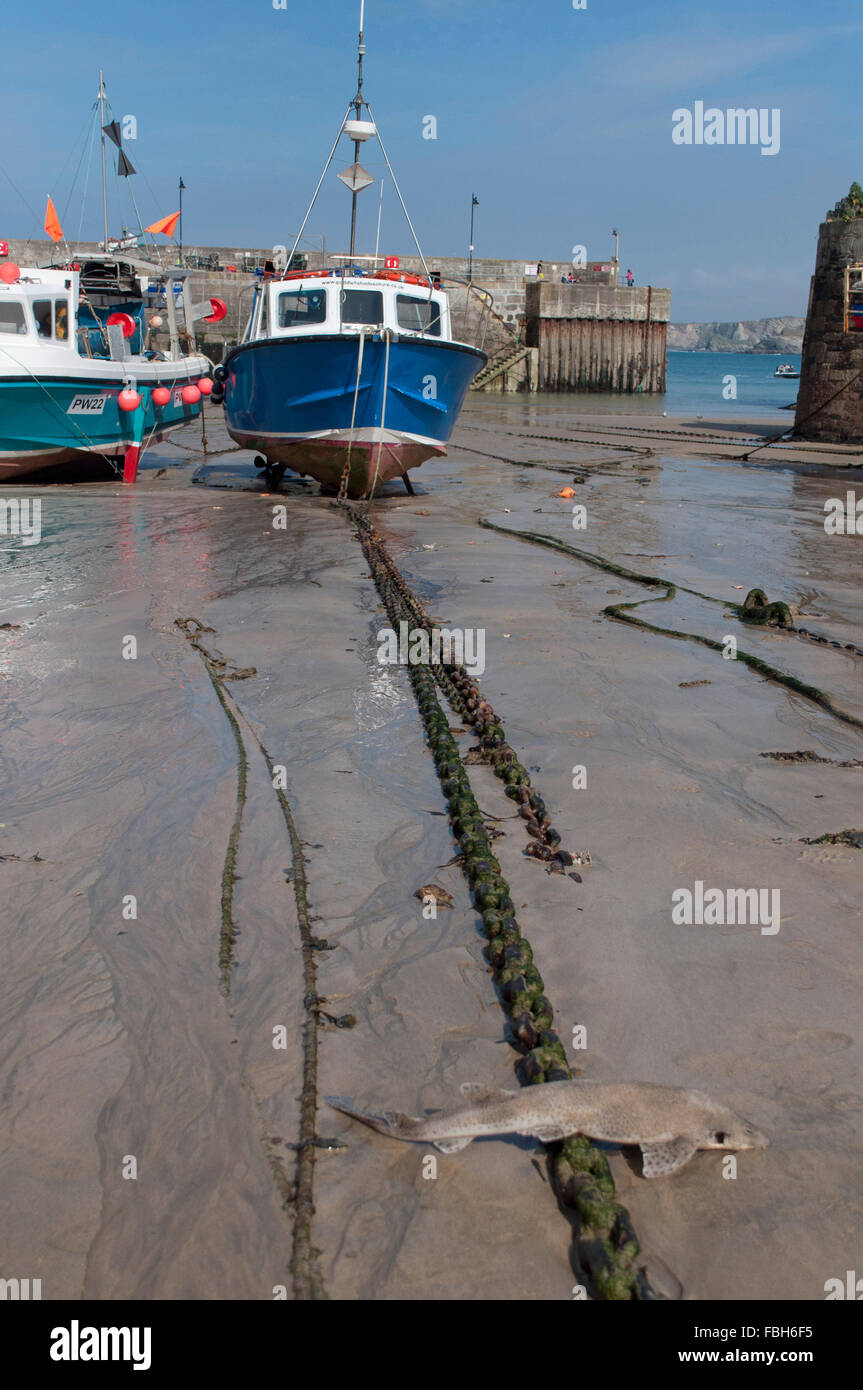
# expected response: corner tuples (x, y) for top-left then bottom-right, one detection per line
(0, 71), (217, 483)
(0, 255), (212, 482)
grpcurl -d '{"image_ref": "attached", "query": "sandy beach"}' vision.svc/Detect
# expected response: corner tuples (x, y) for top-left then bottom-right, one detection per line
(1, 397), (861, 1301)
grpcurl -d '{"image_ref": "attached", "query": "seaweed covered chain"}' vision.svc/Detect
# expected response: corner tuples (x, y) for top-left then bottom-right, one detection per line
(344, 504), (575, 869)
(339, 501), (655, 1300)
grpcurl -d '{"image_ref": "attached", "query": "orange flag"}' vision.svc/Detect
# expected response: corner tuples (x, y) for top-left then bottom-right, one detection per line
(145, 211), (181, 237)
(45, 195), (64, 243)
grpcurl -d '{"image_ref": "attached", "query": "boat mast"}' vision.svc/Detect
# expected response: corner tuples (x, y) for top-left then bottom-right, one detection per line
(98, 70), (109, 251)
(348, 1), (365, 259)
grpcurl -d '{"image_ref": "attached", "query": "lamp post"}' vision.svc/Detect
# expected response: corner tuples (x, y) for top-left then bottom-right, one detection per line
(468, 193), (478, 282)
(177, 176), (184, 265)
(612, 227), (619, 282)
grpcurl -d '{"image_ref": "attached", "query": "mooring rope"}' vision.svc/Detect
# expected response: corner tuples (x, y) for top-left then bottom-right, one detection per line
(175, 616), (326, 1300)
(175, 617), (248, 992)
(478, 520), (863, 734)
(454, 441), (644, 474)
(337, 326), (368, 503)
(255, 738), (326, 1302)
(740, 362), (863, 460)
(367, 327), (391, 502)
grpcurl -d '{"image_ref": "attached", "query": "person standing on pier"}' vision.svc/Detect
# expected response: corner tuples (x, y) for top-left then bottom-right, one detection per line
(626, 268), (634, 287)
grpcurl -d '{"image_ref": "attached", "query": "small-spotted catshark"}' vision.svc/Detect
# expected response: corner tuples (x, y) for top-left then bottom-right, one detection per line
(326, 1080), (769, 1178)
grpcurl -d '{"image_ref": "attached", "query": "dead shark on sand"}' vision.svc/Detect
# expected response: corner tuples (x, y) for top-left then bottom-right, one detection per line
(326, 1079), (769, 1178)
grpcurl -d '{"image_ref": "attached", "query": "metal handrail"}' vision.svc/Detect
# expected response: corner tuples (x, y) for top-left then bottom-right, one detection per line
(433, 275), (521, 352)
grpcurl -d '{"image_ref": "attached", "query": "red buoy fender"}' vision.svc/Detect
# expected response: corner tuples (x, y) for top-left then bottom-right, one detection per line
(107, 311), (136, 339)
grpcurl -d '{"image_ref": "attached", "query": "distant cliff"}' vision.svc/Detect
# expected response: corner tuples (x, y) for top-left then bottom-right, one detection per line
(667, 317), (804, 353)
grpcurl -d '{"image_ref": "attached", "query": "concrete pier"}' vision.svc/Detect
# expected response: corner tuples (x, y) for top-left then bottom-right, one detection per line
(524, 283), (670, 392)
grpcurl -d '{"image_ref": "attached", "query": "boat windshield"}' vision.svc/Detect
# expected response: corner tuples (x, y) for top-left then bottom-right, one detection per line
(397, 294), (441, 336)
(32, 297), (71, 341)
(278, 288), (327, 327)
(0, 301), (27, 335)
(34, 300), (53, 338)
(341, 289), (383, 326)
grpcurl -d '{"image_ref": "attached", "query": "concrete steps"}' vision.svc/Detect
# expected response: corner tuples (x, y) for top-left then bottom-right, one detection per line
(471, 343), (532, 390)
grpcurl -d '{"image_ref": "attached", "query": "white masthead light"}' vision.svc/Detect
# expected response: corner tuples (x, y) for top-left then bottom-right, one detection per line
(344, 118), (376, 141)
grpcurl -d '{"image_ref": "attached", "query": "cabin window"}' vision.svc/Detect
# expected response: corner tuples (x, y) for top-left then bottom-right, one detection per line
(55, 300), (69, 341)
(34, 300), (53, 338)
(0, 301), (27, 335)
(396, 294), (442, 336)
(278, 289), (327, 327)
(340, 289), (383, 326)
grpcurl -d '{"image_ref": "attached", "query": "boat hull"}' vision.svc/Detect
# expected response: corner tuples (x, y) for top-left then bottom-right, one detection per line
(0, 365), (208, 482)
(221, 333), (486, 495)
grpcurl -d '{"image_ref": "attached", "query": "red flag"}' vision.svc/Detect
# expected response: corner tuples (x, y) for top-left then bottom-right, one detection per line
(145, 211), (181, 237)
(45, 195), (64, 243)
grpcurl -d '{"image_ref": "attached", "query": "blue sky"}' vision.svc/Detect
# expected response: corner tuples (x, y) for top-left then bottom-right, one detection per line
(2, 0), (860, 320)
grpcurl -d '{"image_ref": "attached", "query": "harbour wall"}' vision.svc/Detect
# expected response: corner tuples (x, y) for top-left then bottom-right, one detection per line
(2, 240), (666, 389)
(1, 240), (617, 341)
(795, 219), (863, 442)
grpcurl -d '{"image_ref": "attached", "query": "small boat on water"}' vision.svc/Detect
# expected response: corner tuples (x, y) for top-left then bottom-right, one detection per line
(773, 363), (800, 379)
(216, 3), (486, 497)
(0, 73), (218, 484)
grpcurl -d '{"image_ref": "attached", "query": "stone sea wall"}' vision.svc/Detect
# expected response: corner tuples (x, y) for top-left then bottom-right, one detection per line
(1, 240), (657, 380)
(795, 219), (863, 442)
(0, 239), (617, 347)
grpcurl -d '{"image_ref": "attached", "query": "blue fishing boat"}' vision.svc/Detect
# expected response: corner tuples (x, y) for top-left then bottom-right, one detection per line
(217, 4), (486, 496)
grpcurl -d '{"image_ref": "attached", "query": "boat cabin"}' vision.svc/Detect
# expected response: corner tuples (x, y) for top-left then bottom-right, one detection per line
(246, 271), (453, 344)
(0, 268), (78, 352)
(0, 256), (203, 364)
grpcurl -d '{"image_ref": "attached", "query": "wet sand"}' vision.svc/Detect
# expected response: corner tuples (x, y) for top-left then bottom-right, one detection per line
(1, 398), (861, 1300)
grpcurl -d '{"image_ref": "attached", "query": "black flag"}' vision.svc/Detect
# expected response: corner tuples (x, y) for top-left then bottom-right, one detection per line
(117, 150), (136, 177)
(102, 121), (123, 148)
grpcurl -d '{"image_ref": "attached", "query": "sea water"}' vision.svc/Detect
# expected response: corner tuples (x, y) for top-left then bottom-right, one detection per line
(529, 350), (801, 420)
(665, 349), (801, 417)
